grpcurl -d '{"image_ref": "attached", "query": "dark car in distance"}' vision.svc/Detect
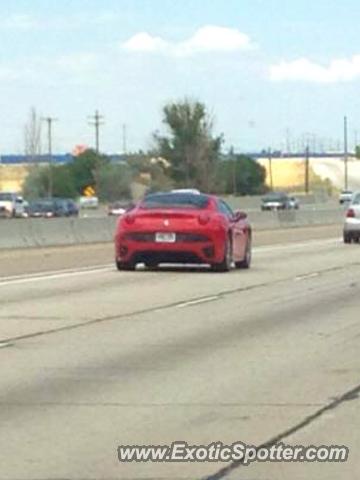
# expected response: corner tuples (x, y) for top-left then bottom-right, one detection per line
(28, 198), (79, 218)
(28, 199), (59, 218)
(56, 198), (79, 217)
(261, 192), (298, 211)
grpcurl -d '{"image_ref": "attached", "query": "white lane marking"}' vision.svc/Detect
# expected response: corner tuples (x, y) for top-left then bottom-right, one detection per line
(255, 237), (340, 254)
(0, 237), (340, 288)
(294, 272), (320, 282)
(177, 296), (220, 308)
(0, 342), (13, 349)
(0, 265), (113, 288)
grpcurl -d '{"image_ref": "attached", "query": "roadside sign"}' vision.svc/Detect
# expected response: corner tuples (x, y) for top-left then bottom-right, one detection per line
(83, 186), (96, 197)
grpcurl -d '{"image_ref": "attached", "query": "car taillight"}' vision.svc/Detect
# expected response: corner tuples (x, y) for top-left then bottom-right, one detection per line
(198, 213), (210, 225)
(347, 209), (355, 218)
(124, 214), (135, 224)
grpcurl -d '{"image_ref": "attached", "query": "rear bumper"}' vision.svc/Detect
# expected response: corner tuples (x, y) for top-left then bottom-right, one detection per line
(261, 204), (286, 211)
(344, 219), (360, 232)
(115, 230), (225, 265)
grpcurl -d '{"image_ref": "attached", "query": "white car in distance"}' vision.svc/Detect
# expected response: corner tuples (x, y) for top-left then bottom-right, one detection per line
(344, 191), (360, 243)
(0, 192), (26, 218)
(79, 196), (99, 209)
(339, 190), (353, 205)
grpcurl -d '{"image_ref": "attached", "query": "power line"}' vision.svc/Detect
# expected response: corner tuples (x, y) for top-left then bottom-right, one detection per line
(41, 116), (58, 198)
(88, 110), (105, 154)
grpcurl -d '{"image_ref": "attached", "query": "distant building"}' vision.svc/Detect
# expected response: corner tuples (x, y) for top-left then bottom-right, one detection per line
(0, 154), (73, 165)
(0, 153), (128, 165)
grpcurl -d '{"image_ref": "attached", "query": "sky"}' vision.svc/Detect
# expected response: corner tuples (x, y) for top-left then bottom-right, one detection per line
(1, 0), (360, 154)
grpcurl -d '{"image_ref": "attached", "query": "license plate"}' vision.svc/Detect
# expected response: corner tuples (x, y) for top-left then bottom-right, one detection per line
(155, 232), (176, 243)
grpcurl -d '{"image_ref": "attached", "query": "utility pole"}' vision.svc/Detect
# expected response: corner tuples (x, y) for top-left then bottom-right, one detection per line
(88, 110), (104, 154)
(304, 145), (310, 194)
(344, 116), (349, 191)
(41, 116), (58, 198)
(268, 148), (274, 191)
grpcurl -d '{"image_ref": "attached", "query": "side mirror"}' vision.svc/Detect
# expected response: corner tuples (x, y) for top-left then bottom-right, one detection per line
(233, 210), (247, 221)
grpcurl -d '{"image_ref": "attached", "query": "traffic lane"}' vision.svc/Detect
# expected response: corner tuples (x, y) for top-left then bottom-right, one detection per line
(0, 237), (353, 341)
(0, 242), (113, 278)
(1, 263), (359, 479)
(0, 238), (354, 341)
(228, 397), (359, 480)
(0, 224), (341, 278)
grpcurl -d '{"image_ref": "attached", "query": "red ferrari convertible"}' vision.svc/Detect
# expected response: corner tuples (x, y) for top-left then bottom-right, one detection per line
(114, 191), (252, 272)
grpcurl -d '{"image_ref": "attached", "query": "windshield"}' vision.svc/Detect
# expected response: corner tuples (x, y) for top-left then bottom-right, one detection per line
(29, 201), (54, 211)
(141, 193), (209, 209)
(263, 193), (286, 202)
(0, 193), (13, 201)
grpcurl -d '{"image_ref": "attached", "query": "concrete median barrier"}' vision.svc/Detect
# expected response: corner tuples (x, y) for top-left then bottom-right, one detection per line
(0, 210), (343, 250)
(72, 217), (117, 244)
(248, 208), (344, 230)
(0, 217), (117, 250)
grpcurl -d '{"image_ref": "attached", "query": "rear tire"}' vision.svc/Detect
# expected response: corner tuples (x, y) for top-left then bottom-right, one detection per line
(235, 237), (252, 269)
(344, 232), (352, 244)
(211, 239), (232, 272)
(116, 260), (135, 271)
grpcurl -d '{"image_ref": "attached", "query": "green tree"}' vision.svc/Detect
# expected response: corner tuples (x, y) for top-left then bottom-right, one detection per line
(216, 154), (267, 195)
(147, 162), (174, 193)
(69, 149), (108, 196)
(126, 153), (174, 193)
(22, 148), (107, 200)
(154, 99), (222, 191)
(356, 145), (360, 159)
(96, 163), (132, 201)
(22, 165), (77, 199)
(22, 166), (48, 199)
(126, 153), (153, 176)
(52, 165), (77, 198)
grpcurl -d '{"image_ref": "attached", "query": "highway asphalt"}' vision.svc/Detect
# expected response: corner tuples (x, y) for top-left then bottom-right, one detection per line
(0, 224), (359, 479)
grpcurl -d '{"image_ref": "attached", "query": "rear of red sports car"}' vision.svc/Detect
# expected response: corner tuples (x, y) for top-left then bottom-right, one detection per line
(114, 192), (250, 271)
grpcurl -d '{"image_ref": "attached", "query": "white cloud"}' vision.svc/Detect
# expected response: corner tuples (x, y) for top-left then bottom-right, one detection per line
(122, 32), (169, 53)
(121, 25), (253, 56)
(270, 55), (360, 83)
(178, 26), (252, 55)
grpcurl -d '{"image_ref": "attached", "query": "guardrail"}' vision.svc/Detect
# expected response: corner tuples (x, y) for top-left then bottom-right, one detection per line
(0, 210), (344, 250)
